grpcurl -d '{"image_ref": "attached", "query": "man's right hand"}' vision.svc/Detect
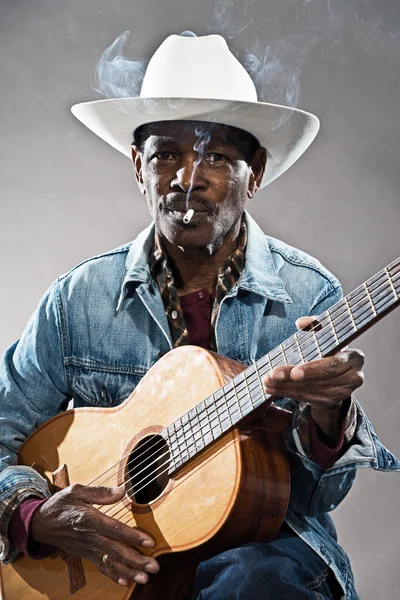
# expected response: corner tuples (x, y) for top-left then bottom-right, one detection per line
(31, 484), (159, 587)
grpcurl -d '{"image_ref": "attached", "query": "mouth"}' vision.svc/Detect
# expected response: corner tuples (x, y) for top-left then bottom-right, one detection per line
(167, 209), (210, 223)
(163, 197), (215, 225)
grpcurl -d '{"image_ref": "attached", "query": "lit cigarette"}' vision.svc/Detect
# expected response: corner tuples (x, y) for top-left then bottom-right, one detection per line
(183, 209), (194, 224)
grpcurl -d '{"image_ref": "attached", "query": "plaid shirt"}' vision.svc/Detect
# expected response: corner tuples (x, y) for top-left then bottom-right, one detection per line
(150, 218), (247, 352)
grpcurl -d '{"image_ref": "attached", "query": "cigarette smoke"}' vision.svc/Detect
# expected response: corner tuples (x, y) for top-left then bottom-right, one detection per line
(211, 0), (399, 111)
(185, 124), (214, 211)
(93, 1), (399, 113)
(93, 30), (147, 98)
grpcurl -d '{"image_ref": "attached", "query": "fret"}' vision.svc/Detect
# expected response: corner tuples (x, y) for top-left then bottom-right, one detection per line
(166, 425), (179, 464)
(201, 409), (214, 446)
(313, 320), (336, 357)
(198, 402), (214, 443)
(327, 310), (339, 345)
(348, 296), (375, 332)
(331, 300), (358, 343)
(169, 420), (187, 470)
(206, 396), (222, 436)
(312, 329), (323, 358)
(242, 374), (255, 415)
(266, 352), (274, 373)
(392, 267), (400, 297)
(251, 362), (267, 408)
(344, 297), (357, 330)
(385, 267), (398, 300)
(364, 282), (377, 316)
(212, 392), (225, 435)
(225, 381), (244, 421)
(282, 335), (302, 366)
(297, 326), (321, 362)
(295, 332), (306, 363)
(176, 419), (190, 464)
(197, 403), (213, 442)
(219, 389), (235, 430)
(280, 344), (288, 364)
(269, 347), (286, 369)
(220, 385), (234, 426)
(368, 273), (398, 315)
(182, 423), (196, 458)
(253, 361), (265, 389)
(190, 406), (203, 450)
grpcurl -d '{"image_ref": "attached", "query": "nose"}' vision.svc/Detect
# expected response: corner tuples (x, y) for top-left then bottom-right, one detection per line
(170, 155), (208, 194)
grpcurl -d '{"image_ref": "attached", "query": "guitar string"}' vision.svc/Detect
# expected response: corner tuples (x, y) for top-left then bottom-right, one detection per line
(86, 264), (400, 495)
(104, 286), (399, 525)
(99, 275), (400, 521)
(85, 262), (399, 493)
(89, 266), (400, 504)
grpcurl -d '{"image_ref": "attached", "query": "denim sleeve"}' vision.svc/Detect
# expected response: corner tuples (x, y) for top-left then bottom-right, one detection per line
(284, 282), (400, 516)
(0, 279), (69, 562)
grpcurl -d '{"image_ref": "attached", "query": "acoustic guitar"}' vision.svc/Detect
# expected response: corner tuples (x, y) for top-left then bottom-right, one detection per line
(1, 257), (399, 600)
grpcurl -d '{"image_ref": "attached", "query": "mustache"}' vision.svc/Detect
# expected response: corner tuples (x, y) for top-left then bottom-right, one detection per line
(164, 193), (216, 213)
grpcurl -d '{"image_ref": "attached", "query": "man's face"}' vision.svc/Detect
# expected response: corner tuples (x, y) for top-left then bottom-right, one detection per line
(131, 121), (266, 252)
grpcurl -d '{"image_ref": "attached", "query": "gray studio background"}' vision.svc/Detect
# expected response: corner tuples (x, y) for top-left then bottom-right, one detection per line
(1, 0), (399, 598)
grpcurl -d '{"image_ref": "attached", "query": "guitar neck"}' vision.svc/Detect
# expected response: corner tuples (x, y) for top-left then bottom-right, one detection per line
(167, 257), (400, 472)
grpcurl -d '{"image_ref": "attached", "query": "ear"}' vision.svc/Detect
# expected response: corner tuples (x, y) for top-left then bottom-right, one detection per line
(247, 147), (267, 199)
(131, 145), (146, 195)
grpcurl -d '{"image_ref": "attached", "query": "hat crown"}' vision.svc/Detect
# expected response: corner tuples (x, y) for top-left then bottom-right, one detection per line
(140, 34), (258, 102)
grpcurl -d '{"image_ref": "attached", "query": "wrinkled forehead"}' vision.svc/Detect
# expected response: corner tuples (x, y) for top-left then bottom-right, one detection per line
(134, 120), (260, 152)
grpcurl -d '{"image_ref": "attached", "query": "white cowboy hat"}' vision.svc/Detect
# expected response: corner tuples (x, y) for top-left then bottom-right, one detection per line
(71, 33), (320, 187)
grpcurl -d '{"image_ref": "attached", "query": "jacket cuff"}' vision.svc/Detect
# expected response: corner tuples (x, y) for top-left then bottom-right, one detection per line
(8, 498), (58, 559)
(0, 465), (51, 564)
(291, 397), (357, 461)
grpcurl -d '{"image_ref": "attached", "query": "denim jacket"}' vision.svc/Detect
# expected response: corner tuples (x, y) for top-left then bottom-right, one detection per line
(0, 211), (399, 599)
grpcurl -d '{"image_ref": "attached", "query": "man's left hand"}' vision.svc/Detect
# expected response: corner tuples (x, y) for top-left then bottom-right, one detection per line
(263, 316), (365, 411)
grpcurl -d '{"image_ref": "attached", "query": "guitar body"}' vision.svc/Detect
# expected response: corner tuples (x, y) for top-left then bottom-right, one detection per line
(0, 346), (291, 600)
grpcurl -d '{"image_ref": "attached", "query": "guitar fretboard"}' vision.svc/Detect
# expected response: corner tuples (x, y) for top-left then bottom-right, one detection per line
(165, 257), (400, 472)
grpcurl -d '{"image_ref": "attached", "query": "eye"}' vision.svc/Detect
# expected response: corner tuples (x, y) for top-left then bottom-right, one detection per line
(154, 151), (176, 161)
(205, 153), (227, 164)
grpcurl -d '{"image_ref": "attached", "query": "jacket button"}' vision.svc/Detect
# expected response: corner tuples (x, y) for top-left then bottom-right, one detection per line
(171, 310), (178, 320)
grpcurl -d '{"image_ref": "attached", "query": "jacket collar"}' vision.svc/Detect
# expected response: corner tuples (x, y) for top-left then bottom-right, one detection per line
(117, 211), (292, 310)
(239, 211), (292, 303)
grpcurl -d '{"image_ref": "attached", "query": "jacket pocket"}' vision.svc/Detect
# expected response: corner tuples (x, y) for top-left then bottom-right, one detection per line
(71, 366), (147, 408)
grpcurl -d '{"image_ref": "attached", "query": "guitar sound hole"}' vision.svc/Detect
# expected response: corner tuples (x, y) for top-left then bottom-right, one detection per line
(126, 434), (170, 504)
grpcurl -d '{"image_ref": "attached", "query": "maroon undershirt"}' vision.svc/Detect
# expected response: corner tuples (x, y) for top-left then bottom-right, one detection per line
(8, 288), (345, 558)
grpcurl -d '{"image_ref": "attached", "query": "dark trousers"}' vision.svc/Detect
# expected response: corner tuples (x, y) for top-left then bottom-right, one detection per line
(189, 529), (343, 600)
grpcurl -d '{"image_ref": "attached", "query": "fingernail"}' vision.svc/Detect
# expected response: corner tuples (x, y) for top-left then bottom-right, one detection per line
(134, 573), (148, 584)
(118, 578), (129, 586)
(265, 387), (276, 395)
(145, 563), (159, 574)
(111, 486), (125, 494)
(291, 368), (304, 380)
(271, 370), (284, 381)
(142, 539), (155, 548)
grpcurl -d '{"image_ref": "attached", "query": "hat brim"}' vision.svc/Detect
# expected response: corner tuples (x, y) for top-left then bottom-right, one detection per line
(71, 97), (319, 187)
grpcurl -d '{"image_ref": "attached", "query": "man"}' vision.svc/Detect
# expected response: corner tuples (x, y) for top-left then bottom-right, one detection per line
(0, 32), (398, 600)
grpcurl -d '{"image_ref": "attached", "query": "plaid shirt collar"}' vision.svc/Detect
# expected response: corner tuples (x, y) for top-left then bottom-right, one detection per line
(149, 217), (248, 350)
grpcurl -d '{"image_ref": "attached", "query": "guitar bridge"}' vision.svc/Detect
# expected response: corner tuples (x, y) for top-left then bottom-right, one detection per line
(52, 464), (86, 594)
